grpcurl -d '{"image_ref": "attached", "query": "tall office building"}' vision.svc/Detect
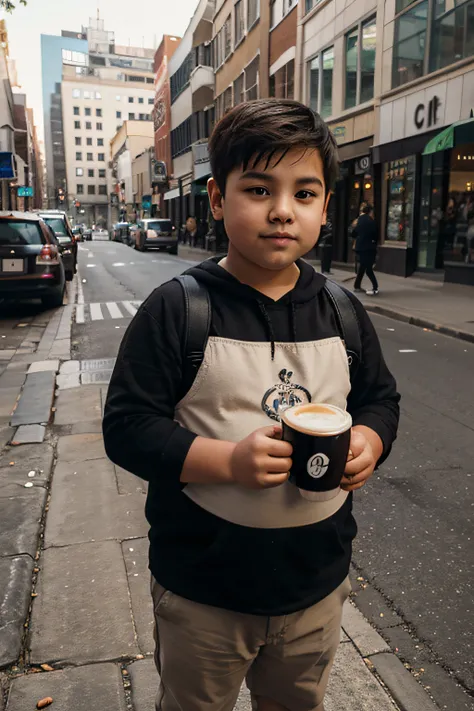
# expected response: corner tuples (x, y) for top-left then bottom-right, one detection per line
(41, 17), (155, 223)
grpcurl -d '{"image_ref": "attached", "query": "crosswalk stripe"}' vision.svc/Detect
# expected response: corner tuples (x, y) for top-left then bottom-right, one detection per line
(90, 303), (104, 320)
(76, 305), (85, 324)
(106, 302), (123, 319)
(122, 301), (138, 317)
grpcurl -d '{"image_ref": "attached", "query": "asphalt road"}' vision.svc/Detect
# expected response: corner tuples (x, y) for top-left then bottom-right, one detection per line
(72, 240), (473, 700)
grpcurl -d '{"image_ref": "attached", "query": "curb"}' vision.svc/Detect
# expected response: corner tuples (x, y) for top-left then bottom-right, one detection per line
(362, 303), (474, 345)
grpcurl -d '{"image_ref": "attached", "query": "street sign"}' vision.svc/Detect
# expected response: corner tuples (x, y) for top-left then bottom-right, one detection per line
(0, 153), (15, 179)
(17, 186), (34, 197)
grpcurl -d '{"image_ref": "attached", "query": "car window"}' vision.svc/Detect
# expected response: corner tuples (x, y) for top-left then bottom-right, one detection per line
(43, 217), (68, 237)
(147, 221), (173, 232)
(0, 221), (43, 245)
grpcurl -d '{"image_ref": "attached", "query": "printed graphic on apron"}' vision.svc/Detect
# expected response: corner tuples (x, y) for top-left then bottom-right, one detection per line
(262, 368), (311, 422)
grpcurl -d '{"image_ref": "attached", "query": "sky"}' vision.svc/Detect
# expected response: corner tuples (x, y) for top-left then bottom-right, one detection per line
(3, 0), (200, 145)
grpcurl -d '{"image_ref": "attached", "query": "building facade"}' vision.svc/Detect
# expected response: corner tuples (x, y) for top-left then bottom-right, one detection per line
(153, 35), (181, 216)
(110, 120), (155, 223)
(164, 0), (216, 229)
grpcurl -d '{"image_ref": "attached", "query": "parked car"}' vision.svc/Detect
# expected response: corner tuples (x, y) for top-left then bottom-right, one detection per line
(83, 227), (92, 241)
(39, 210), (77, 281)
(72, 226), (84, 242)
(133, 219), (178, 254)
(0, 212), (66, 309)
(112, 222), (131, 245)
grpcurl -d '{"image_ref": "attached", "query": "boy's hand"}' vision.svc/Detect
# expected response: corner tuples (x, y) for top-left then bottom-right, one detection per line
(341, 427), (382, 492)
(230, 426), (292, 490)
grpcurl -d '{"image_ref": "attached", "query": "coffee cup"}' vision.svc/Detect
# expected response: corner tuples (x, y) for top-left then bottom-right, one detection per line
(281, 403), (352, 501)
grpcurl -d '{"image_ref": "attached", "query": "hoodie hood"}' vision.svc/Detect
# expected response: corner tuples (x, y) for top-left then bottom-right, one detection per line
(186, 257), (327, 360)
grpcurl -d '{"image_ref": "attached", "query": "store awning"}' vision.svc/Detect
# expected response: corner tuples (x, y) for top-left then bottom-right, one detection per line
(423, 117), (474, 155)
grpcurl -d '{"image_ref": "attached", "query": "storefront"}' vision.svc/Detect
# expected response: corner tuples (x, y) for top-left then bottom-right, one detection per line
(374, 66), (474, 283)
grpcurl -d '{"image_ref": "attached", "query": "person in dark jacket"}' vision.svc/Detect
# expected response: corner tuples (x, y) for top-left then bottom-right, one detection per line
(353, 204), (379, 294)
(103, 100), (399, 711)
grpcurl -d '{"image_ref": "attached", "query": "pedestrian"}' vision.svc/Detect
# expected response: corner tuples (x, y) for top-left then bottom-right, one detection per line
(353, 204), (379, 295)
(319, 218), (333, 274)
(103, 99), (400, 711)
(183, 215), (198, 247)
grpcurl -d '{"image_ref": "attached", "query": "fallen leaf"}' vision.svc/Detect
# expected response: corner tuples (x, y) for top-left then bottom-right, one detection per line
(40, 664), (54, 672)
(9, 461), (15, 466)
(37, 698), (53, 709)
(31, 592), (38, 598)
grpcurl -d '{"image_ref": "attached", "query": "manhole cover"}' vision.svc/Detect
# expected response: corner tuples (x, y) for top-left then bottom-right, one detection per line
(81, 371), (113, 385)
(80, 358), (116, 372)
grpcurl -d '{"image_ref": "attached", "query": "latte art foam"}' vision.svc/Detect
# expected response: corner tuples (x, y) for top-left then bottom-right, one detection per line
(282, 404), (351, 435)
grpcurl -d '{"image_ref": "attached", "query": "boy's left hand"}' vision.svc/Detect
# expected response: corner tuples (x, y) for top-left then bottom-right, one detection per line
(341, 426), (383, 492)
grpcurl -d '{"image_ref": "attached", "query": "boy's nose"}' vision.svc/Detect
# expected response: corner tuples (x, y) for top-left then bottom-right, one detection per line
(268, 198), (295, 224)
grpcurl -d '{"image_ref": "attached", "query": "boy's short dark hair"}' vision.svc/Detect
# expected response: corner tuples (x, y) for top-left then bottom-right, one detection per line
(362, 204), (373, 214)
(209, 99), (339, 196)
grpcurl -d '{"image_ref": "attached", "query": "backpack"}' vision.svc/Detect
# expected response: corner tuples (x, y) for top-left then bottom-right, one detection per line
(175, 274), (362, 397)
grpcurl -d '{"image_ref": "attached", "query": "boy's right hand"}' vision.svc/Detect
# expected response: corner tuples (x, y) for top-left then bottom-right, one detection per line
(230, 426), (292, 490)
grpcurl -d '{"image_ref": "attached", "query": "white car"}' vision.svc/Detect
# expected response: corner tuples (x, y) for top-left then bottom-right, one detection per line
(91, 228), (109, 241)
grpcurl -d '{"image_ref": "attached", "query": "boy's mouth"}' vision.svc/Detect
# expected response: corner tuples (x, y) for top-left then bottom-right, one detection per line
(261, 232), (298, 245)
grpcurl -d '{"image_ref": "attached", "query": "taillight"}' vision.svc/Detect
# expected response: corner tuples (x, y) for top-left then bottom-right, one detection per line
(36, 244), (60, 266)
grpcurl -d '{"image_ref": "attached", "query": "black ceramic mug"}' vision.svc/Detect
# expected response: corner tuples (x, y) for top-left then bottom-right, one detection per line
(281, 403), (352, 501)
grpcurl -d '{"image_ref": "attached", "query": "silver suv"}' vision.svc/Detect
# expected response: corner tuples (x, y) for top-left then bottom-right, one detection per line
(133, 219), (178, 254)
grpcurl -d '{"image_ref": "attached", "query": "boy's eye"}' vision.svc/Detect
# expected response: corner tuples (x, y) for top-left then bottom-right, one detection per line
(247, 187), (269, 196)
(296, 190), (316, 200)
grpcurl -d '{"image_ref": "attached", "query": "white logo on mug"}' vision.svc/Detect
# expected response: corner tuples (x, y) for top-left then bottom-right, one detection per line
(307, 453), (330, 479)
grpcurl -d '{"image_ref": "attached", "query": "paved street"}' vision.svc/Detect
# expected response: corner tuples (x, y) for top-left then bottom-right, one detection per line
(72, 241), (473, 709)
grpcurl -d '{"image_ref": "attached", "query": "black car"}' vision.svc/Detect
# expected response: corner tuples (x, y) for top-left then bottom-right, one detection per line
(0, 212), (66, 309)
(133, 219), (178, 254)
(112, 222), (132, 245)
(39, 211), (77, 281)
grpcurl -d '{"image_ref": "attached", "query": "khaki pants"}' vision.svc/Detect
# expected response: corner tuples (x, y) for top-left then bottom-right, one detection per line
(151, 576), (351, 711)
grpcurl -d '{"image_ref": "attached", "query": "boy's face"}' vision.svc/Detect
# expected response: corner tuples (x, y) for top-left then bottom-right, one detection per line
(208, 147), (330, 272)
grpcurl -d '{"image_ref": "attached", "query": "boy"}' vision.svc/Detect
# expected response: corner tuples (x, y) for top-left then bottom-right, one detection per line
(103, 99), (400, 711)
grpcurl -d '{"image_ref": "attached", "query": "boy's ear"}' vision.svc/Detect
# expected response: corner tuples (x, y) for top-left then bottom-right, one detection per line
(321, 191), (332, 226)
(208, 178), (224, 220)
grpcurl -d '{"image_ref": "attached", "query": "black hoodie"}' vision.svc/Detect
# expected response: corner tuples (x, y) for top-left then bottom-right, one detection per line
(103, 258), (399, 615)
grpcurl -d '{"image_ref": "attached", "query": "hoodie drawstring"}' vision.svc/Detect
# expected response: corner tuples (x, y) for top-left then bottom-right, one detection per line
(258, 302), (298, 361)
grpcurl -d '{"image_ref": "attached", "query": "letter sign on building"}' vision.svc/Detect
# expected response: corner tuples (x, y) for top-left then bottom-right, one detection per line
(414, 96), (441, 131)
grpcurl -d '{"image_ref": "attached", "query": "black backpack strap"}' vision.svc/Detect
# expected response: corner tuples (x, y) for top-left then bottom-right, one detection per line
(323, 279), (362, 380)
(174, 274), (211, 396)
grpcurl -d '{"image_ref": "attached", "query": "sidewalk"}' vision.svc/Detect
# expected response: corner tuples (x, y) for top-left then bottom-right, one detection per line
(1, 361), (443, 711)
(178, 245), (474, 343)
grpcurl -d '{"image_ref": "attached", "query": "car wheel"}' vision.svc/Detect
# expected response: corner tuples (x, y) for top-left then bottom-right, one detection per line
(169, 245), (178, 255)
(42, 284), (64, 309)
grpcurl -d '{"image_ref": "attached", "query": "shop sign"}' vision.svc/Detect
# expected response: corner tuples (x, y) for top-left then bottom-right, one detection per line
(333, 126), (346, 139)
(17, 186), (34, 197)
(142, 194), (152, 210)
(152, 160), (167, 184)
(193, 141), (211, 181)
(355, 156), (371, 174)
(414, 95), (441, 131)
(0, 152), (15, 179)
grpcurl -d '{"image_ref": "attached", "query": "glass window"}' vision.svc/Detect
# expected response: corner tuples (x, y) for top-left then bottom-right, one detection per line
(95, 92), (101, 99)
(321, 47), (334, 118)
(74, 121), (80, 129)
(77, 184), (84, 194)
(396, 0), (417, 11)
(224, 16), (232, 57)
(98, 153), (105, 161)
(116, 95), (121, 101)
(99, 169), (106, 178)
(245, 57), (259, 101)
(393, 1), (428, 88)
(116, 111), (122, 119)
(76, 152), (82, 160)
(76, 167), (83, 176)
(88, 185), (95, 195)
(86, 121), (92, 130)
(85, 107), (91, 116)
(430, 1), (472, 73)
(139, 113), (146, 120)
(129, 113), (135, 120)
(235, 1), (245, 45)
(385, 156), (416, 243)
(0, 221), (43, 245)
(97, 138), (104, 146)
(96, 122), (103, 130)
(234, 73), (245, 105)
(129, 96), (134, 103)
(96, 108), (102, 117)
(86, 137), (92, 146)
(73, 106), (80, 116)
(148, 97), (154, 104)
(88, 169), (94, 177)
(308, 56), (319, 112)
(305, 0), (324, 12)
(84, 91), (91, 99)
(345, 28), (358, 109)
(270, 0), (277, 27)
(138, 97), (144, 104)
(72, 89), (81, 98)
(361, 17), (376, 103)
(98, 185), (107, 195)
(87, 153), (93, 161)
(248, 0), (260, 26)
(75, 137), (81, 146)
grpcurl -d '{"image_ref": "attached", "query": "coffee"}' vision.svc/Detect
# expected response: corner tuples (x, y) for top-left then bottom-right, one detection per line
(281, 403), (352, 501)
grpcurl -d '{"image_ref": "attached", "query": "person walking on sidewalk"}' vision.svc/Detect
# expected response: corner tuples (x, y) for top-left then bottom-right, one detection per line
(103, 99), (400, 711)
(353, 204), (379, 295)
